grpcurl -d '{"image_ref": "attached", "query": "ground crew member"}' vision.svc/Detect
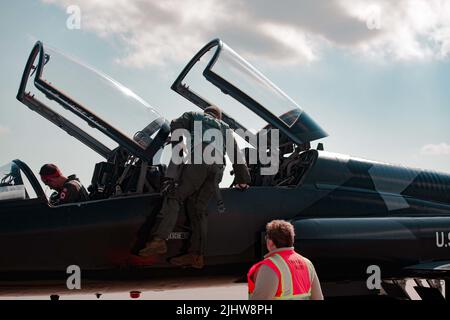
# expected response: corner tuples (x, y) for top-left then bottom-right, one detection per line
(39, 163), (89, 205)
(248, 220), (324, 300)
(139, 105), (250, 268)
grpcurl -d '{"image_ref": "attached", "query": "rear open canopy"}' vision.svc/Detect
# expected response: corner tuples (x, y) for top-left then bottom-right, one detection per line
(171, 39), (327, 145)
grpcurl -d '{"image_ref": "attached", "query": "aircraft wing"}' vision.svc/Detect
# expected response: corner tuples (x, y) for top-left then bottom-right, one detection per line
(403, 260), (450, 278)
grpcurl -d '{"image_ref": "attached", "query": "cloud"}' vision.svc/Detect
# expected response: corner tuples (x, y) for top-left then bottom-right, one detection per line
(42, 0), (450, 67)
(420, 143), (450, 156)
(341, 0), (450, 61)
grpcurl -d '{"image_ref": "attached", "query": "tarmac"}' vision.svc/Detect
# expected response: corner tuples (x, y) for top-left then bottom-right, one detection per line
(0, 275), (248, 300)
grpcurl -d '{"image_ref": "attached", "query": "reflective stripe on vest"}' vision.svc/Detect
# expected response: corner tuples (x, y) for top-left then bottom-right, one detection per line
(269, 254), (312, 300)
(248, 253), (314, 300)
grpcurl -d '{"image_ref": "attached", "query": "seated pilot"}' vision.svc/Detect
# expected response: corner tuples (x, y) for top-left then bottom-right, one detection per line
(39, 163), (89, 205)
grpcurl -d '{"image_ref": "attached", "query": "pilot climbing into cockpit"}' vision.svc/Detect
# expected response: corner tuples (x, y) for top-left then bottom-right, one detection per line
(139, 105), (251, 268)
(39, 163), (89, 206)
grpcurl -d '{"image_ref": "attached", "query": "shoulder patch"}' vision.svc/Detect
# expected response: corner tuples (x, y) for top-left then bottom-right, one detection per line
(60, 188), (68, 200)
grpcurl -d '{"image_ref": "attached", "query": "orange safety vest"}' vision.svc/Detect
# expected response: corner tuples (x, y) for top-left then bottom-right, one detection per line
(247, 248), (313, 300)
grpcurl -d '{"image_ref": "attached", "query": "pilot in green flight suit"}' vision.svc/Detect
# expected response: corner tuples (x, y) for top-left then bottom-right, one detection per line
(39, 163), (89, 205)
(139, 106), (250, 268)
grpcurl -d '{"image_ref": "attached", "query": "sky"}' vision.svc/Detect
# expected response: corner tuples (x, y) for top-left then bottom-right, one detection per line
(1, 0), (450, 193)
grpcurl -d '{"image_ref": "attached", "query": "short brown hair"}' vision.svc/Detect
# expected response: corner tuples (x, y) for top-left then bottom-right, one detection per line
(39, 164), (61, 177)
(204, 105), (222, 120)
(266, 220), (295, 248)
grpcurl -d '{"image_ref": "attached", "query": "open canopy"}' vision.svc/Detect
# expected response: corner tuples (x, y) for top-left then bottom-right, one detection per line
(17, 42), (170, 163)
(172, 39), (328, 145)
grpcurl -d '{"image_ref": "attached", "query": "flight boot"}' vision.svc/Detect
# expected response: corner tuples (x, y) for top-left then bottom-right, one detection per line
(138, 237), (167, 257)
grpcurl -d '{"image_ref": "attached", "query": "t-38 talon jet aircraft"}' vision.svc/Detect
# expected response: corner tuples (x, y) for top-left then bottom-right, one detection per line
(1, 39), (450, 300)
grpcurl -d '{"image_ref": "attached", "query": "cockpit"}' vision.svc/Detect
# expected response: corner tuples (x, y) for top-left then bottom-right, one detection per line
(0, 160), (43, 202)
(15, 39), (328, 203)
(17, 41), (171, 200)
(171, 39), (327, 186)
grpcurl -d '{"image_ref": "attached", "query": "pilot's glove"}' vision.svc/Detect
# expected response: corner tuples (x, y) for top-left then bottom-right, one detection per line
(49, 191), (60, 205)
(161, 178), (176, 196)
